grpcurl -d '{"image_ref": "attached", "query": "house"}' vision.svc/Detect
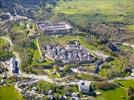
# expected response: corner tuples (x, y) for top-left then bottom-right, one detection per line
(79, 81), (93, 95)
(39, 22), (72, 35)
(10, 57), (19, 74)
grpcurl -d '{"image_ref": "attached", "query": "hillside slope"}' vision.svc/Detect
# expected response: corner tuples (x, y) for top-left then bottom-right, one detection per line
(53, 0), (134, 43)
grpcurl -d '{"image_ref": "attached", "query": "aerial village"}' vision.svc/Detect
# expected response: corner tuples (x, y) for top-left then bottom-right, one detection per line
(0, 14), (134, 99)
(0, 1), (134, 100)
(0, 19), (102, 99)
(0, 17), (129, 99)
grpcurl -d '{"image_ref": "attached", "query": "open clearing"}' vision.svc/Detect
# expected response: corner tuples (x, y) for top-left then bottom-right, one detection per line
(93, 80), (134, 100)
(0, 85), (23, 100)
(54, 0), (134, 28)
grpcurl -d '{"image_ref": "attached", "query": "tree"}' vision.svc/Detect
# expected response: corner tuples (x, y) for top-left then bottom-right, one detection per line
(128, 87), (134, 100)
(0, 51), (13, 61)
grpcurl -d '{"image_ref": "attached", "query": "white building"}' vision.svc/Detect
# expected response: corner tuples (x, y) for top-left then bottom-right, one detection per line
(10, 57), (19, 74)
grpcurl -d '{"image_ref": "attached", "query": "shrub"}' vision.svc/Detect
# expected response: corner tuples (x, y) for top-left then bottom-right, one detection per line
(96, 81), (116, 91)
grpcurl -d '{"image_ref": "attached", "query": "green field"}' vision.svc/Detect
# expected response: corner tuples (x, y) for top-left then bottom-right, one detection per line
(115, 80), (134, 88)
(0, 37), (9, 48)
(27, 39), (52, 67)
(0, 37), (13, 61)
(95, 88), (127, 100)
(93, 80), (134, 100)
(0, 86), (23, 100)
(54, 0), (134, 26)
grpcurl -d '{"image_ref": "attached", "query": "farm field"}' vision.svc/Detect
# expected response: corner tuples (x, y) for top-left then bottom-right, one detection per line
(0, 85), (23, 100)
(54, 0), (134, 28)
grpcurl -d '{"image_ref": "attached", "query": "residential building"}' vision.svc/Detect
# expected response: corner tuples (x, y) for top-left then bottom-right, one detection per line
(10, 57), (19, 74)
(79, 81), (93, 95)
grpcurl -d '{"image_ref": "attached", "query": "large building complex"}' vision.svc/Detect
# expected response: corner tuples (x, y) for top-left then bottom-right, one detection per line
(39, 22), (72, 35)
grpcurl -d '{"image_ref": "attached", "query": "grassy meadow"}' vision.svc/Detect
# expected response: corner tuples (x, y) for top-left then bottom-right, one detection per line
(0, 86), (23, 100)
(93, 80), (134, 100)
(51, 0), (134, 39)
(54, 0), (134, 26)
(0, 37), (9, 48)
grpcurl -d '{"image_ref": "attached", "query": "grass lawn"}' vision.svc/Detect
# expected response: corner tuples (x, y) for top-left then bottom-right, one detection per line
(0, 37), (9, 48)
(54, 0), (134, 28)
(27, 39), (49, 67)
(76, 73), (103, 81)
(31, 39), (54, 67)
(115, 80), (134, 88)
(26, 39), (54, 74)
(0, 85), (23, 100)
(125, 25), (134, 32)
(33, 39), (41, 60)
(93, 80), (134, 100)
(95, 87), (127, 100)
